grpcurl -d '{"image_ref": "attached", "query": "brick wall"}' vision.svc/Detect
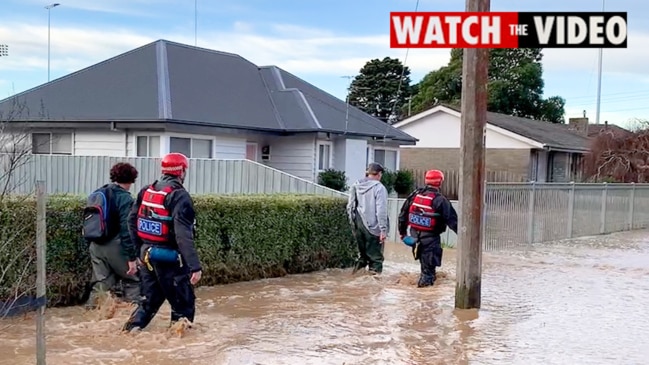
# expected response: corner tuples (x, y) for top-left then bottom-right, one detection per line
(400, 147), (531, 177)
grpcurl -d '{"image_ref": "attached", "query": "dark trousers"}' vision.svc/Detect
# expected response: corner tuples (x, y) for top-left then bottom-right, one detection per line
(414, 233), (443, 287)
(87, 237), (140, 308)
(123, 256), (196, 331)
(352, 214), (384, 273)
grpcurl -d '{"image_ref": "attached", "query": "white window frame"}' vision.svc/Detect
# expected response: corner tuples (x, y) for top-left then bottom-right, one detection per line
(165, 133), (215, 159)
(371, 146), (400, 171)
(133, 134), (162, 157)
(316, 141), (333, 172)
(31, 132), (73, 155)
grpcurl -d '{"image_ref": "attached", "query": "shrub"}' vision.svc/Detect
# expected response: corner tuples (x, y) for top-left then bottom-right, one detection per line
(317, 169), (348, 191)
(0, 194), (356, 308)
(380, 170), (397, 194)
(393, 170), (415, 196)
(0, 196), (91, 308)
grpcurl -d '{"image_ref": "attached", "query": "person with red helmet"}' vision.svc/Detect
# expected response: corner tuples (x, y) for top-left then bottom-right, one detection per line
(122, 152), (203, 332)
(398, 169), (458, 288)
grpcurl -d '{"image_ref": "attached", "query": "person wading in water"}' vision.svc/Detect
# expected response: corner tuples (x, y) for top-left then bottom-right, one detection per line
(347, 162), (389, 275)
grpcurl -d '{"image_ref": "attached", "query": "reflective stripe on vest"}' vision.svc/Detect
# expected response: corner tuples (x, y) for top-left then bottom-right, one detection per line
(136, 184), (176, 243)
(408, 192), (437, 231)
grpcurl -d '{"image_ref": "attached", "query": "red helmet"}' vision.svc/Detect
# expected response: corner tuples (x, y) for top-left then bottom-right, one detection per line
(161, 153), (189, 176)
(425, 169), (444, 186)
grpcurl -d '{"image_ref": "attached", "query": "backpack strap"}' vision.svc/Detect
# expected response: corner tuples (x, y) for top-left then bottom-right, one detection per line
(102, 184), (119, 231)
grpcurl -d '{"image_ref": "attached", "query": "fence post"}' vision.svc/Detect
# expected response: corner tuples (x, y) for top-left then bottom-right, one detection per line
(481, 179), (488, 250)
(599, 182), (608, 234)
(567, 182), (575, 238)
(629, 182), (636, 230)
(36, 180), (47, 365)
(527, 181), (536, 244)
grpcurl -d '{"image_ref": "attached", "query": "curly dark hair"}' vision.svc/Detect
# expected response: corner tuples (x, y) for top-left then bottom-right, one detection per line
(109, 162), (138, 184)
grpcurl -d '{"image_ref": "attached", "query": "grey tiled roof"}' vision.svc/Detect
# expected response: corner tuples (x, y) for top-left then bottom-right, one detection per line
(587, 123), (632, 138)
(0, 39), (416, 143)
(443, 104), (591, 152)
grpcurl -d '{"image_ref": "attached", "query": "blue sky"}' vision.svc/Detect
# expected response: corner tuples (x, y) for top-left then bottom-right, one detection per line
(0, 0), (647, 128)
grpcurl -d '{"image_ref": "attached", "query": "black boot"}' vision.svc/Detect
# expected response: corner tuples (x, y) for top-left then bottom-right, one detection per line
(122, 306), (154, 332)
(417, 269), (436, 288)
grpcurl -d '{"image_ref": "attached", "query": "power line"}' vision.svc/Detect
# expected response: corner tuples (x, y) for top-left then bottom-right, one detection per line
(568, 93), (649, 107)
(594, 105), (649, 114)
(565, 89), (649, 100)
(382, 0), (420, 140)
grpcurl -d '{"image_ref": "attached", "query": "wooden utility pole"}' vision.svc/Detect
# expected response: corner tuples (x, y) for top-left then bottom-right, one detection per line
(455, 0), (490, 309)
(36, 180), (47, 365)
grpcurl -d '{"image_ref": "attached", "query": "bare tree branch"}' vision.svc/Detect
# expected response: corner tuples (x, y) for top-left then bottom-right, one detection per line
(0, 96), (44, 325)
(584, 123), (649, 182)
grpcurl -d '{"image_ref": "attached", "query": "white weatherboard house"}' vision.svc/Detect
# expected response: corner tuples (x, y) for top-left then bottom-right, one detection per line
(393, 104), (591, 182)
(0, 39), (416, 185)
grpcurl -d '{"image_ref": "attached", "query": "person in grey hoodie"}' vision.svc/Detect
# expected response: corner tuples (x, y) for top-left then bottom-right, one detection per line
(347, 162), (389, 274)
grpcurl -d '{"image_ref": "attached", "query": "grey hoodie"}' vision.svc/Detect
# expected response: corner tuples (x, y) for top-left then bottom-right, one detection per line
(347, 177), (389, 237)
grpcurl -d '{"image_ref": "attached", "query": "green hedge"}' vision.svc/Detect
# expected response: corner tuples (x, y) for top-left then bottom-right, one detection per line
(0, 195), (356, 308)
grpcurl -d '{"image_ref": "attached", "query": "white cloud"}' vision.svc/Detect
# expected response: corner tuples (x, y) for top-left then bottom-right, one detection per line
(269, 24), (335, 39)
(0, 21), (452, 79)
(17, 0), (179, 16)
(0, 23), (155, 72)
(232, 21), (254, 34)
(541, 33), (649, 76)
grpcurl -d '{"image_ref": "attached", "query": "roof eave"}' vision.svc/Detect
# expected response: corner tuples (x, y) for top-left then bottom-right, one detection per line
(543, 145), (590, 153)
(291, 129), (418, 144)
(4, 117), (419, 143)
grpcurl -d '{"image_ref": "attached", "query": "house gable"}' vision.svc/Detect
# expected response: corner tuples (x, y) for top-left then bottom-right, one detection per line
(395, 106), (543, 149)
(432, 104), (591, 152)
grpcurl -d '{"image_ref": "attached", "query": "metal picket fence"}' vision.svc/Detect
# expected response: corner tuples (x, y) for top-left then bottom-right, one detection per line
(481, 182), (649, 250)
(387, 182), (649, 251)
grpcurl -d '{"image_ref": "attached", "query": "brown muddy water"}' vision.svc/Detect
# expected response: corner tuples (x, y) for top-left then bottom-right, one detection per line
(2, 230), (649, 365)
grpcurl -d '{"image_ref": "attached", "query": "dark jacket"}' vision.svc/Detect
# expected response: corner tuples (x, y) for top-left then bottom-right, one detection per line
(128, 175), (202, 273)
(109, 184), (138, 261)
(398, 185), (458, 237)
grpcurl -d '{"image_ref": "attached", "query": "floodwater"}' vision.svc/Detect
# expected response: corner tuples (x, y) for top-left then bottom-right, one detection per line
(2, 230), (649, 365)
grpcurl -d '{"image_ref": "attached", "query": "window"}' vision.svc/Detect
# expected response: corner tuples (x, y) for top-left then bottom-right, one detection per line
(549, 152), (568, 182)
(570, 153), (583, 182)
(317, 143), (331, 171)
(373, 148), (397, 171)
(170, 137), (191, 157)
(31, 132), (72, 155)
(192, 139), (212, 159)
(246, 143), (258, 161)
(136, 136), (160, 157)
(169, 137), (213, 159)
